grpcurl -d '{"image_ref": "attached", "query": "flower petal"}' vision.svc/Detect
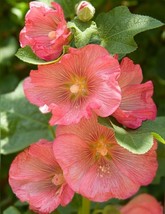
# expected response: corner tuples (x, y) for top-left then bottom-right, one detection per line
(118, 57), (143, 87)
(54, 117), (157, 201)
(24, 45), (121, 125)
(20, 1), (71, 60)
(120, 194), (163, 214)
(9, 139), (74, 213)
(113, 81), (157, 128)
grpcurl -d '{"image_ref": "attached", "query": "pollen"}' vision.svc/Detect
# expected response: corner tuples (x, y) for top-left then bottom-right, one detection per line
(48, 31), (56, 39)
(69, 77), (88, 97)
(70, 84), (80, 94)
(96, 138), (108, 157)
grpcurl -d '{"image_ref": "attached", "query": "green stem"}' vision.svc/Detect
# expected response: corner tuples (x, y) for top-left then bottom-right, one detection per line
(81, 197), (91, 214)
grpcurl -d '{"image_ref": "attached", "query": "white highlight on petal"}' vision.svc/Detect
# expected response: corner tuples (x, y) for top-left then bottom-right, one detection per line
(39, 104), (50, 113)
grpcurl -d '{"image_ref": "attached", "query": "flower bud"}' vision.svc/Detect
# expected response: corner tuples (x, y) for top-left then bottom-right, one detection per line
(75, 1), (95, 22)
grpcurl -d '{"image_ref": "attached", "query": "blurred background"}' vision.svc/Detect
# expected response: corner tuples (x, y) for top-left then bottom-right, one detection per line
(0, 0), (165, 213)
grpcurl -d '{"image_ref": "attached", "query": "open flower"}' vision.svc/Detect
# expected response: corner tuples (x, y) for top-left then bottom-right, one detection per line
(53, 115), (158, 202)
(112, 57), (157, 129)
(120, 193), (163, 214)
(9, 140), (74, 214)
(20, 1), (71, 61)
(23, 44), (121, 125)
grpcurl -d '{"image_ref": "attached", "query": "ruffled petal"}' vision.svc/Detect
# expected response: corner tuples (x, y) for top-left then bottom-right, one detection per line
(118, 57), (143, 87)
(23, 45), (121, 125)
(113, 81), (157, 128)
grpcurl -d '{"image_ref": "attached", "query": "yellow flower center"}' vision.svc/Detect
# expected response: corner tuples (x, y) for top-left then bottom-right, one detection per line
(52, 173), (65, 186)
(69, 77), (88, 97)
(95, 138), (108, 156)
(48, 31), (56, 40)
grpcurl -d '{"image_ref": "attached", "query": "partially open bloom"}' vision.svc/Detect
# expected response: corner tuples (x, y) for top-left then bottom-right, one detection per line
(53, 115), (158, 202)
(20, 1), (71, 61)
(9, 140), (74, 214)
(23, 44), (121, 125)
(112, 57), (157, 129)
(120, 193), (163, 214)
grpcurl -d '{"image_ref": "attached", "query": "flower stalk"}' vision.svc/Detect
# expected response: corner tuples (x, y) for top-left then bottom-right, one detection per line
(79, 197), (91, 214)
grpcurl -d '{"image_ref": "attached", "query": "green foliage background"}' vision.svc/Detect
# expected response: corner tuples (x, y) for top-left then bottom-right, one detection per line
(0, 0), (165, 213)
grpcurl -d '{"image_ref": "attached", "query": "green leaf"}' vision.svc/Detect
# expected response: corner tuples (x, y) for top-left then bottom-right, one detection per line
(3, 206), (21, 214)
(96, 6), (164, 55)
(0, 81), (53, 154)
(140, 116), (165, 144)
(68, 19), (98, 48)
(15, 46), (46, 65)
(54, 0), (79, 19)
(98, 116), (165, 154)
(152, 132), (165, 144)
(111, 122), (153, 154)
(15, 46), (69, 65)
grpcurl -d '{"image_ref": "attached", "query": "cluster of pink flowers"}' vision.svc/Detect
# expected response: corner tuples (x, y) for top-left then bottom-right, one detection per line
(9, 1), (161, 214)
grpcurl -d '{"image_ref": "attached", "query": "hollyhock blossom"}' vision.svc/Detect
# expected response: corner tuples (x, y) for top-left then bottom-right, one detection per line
(9, 140), (74, 214)
(112, 57), (157, 129)
(120, 194), (163, 214)
(23, 44), (121, 125)
(53, 115), (158, 202)
(20, 1), (71, 61)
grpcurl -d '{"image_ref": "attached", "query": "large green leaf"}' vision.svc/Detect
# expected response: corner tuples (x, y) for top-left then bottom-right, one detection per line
(0, 82), (53, 154)
(96, 6), (164, 55)
(98, 116), (165, 154)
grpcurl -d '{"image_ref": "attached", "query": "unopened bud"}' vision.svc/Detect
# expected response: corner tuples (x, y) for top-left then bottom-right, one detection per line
(75, 1), (95, 22)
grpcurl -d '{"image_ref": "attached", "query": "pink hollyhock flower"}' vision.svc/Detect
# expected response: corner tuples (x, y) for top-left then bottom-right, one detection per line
(53, 115), (158, 202)
(20, 1), (71, 61)
(112, 57), (157, 129)
(9, 140), (74, 214)
(23, 44), (121, 125)
(120, 193), (163, 214)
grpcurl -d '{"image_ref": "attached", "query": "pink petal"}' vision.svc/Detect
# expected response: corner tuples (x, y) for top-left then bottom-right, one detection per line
(118, 57), (143, 87)
(113, 81), (157, 128)
(20, 1), (71, 61)
(109, 141), (157, 185)
(120, 194), (163, 214)
(9, 139), (74, 213)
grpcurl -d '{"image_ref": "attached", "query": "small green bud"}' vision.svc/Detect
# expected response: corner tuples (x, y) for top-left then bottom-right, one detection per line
(75, 1), (95, 22)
